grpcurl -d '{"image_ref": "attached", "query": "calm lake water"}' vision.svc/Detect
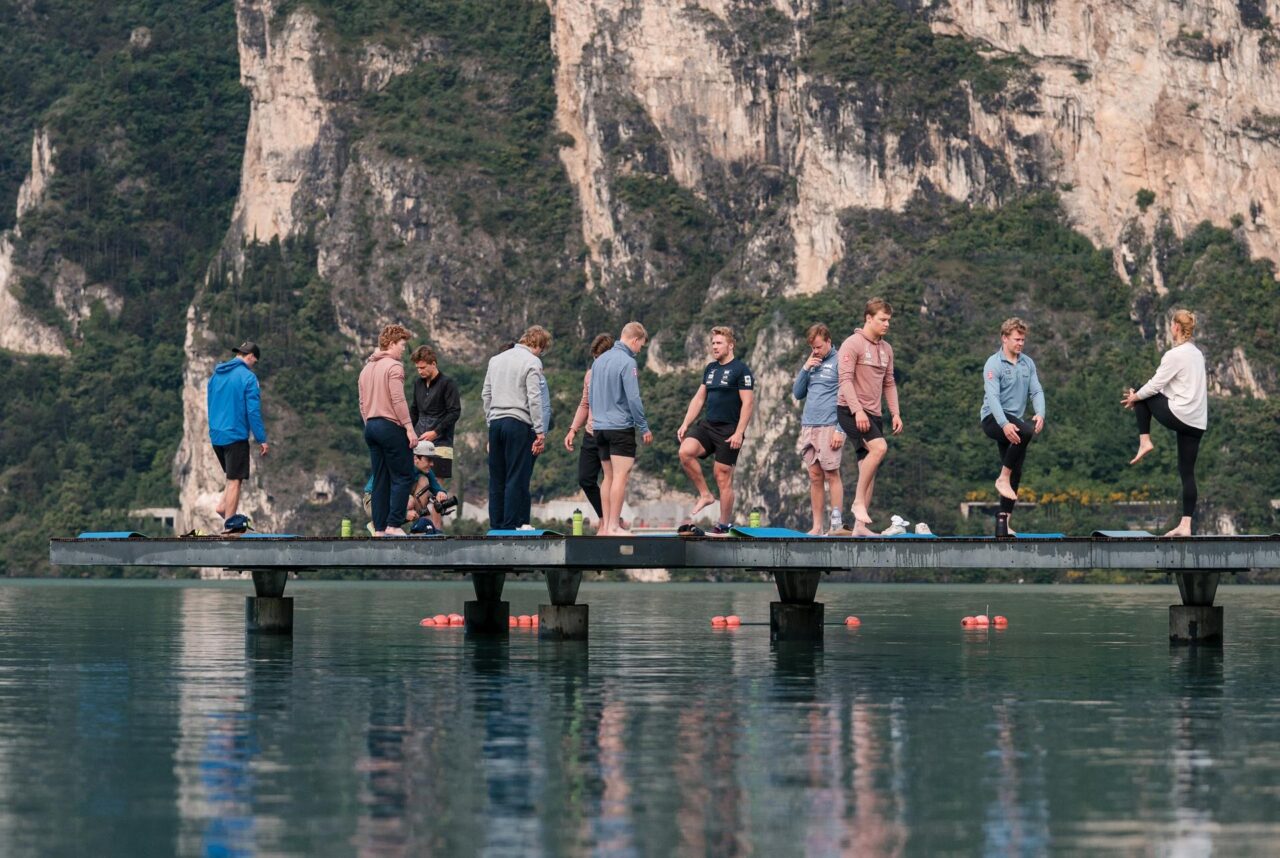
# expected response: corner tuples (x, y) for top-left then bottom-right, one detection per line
(1, 580), (1279, 856)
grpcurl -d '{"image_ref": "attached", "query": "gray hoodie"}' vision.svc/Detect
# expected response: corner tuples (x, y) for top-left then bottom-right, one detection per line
(482, 343), (545, 428)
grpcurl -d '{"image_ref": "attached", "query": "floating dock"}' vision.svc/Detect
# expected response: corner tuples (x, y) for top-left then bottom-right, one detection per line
(50, 533), (1280, 643)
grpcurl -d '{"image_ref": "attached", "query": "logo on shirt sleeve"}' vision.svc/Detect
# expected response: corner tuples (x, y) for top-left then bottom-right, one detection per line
(987, 370), (994, 380)
(743, 374), (753, 387)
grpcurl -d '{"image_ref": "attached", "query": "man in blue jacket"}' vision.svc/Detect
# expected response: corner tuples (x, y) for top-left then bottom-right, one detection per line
(207, 341), (269, 527)
(589, 322), (652, 535)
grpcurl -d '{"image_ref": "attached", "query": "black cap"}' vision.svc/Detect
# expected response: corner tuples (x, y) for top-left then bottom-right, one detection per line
(232, 341), (261, 360)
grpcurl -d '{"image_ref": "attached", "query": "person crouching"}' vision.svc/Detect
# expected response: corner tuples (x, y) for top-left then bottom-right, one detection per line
(405, 440), (450, 533)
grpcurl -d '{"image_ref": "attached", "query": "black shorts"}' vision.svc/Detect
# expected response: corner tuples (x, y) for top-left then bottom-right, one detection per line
(687, 420), (741, 467)
(837, 406), (884, 461)
(596, 428), (637, 459)
(213, 440), (250, 480)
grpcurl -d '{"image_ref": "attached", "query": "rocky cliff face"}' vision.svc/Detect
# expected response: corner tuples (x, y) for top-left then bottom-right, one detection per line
(174, 0), (1277, 533)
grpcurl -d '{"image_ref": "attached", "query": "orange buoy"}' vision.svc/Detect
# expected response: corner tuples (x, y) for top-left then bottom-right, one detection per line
(420, 618), (435, 626)
(508, 616), (518, 627)
(711, 615), (727, 626)
(993, 615), (1009, 627)
(961, 616), (975, 626)
(432, 614), (449, 626)
(844, 616), (861, 626)
(530, 614), (539, 626)
(725, 615), (741, 627)
(974, 614), (990, 626)
(449, 616), (464, 626)
(517, 614), (533, 626)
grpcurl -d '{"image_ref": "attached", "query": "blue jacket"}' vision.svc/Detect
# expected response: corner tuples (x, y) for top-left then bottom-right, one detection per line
(792, 349), (844, 429)
(207, 358), (267, 446)
(589, 342), (649, 433)
(980, 350), (1045, 426)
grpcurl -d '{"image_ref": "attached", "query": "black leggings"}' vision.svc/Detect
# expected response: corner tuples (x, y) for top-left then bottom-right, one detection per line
(981, 413), (1035, 514)
(578, 432), (604, 519)
(1134, 393), (1204, 517)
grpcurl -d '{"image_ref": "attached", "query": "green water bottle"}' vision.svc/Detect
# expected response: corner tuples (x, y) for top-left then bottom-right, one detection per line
(340, 518), (352, 538)
(572, 508), (584, 536)
(749, 507), (762, 528)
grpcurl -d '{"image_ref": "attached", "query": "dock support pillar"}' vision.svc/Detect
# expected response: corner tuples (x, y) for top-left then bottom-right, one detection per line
(770, 570), (824, 642)
(540, 570), (587, 641)
(770, 602), (824, 642)
(1170, 572), (1223, 644)
(247, 570), (293, 635)
(465, 571), (509, 635)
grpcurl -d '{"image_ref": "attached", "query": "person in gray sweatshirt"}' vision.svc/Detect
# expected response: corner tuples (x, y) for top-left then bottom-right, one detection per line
(481, 326), (550, 529)
(589, 322), (653, 535)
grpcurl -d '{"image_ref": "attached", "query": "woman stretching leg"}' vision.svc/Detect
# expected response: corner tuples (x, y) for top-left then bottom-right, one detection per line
(1122, 309), (1208, 537)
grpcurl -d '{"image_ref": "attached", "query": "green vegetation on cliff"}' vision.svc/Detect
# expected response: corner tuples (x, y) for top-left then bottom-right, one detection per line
(0, 0), (247, 573)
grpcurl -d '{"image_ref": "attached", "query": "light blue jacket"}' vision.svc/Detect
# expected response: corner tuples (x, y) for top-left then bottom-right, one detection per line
(207, 358), (267, 446)
(792, 350), (844, 429)
(589, 342), (649, 434)
(980, 351), (1045, 426)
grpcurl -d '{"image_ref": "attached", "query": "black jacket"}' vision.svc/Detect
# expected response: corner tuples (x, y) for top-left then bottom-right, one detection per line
(410, 372), (461, 446)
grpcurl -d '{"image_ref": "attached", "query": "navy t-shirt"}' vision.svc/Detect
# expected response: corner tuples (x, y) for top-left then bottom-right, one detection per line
(702, 358), (755, 425)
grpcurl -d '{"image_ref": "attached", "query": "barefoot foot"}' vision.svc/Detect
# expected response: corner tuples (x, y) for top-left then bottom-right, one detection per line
(994, 478), (1018, 502)
(807, 527), (824, 536)
(851, 522), (878, 536)
(851, 502), (872, 525)
(1129, 439), (1155, 465)
(1163, 525), (1192, 537)
(690, 494), (716, 517)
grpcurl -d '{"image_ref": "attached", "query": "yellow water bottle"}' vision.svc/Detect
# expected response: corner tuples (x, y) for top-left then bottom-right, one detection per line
(749, 508), (762, 528)
(572, 508), (584, 536)
(340, 518), (352, 538)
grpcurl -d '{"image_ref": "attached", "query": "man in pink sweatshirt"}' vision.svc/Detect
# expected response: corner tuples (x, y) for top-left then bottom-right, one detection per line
(836, 298), (903, 536)
(359, 324), (417, 536)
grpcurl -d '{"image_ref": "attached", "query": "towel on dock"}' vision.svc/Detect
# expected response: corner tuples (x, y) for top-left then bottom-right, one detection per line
(729, 526), (814, 538)
(487, 529), (564, 537)
(1092, 530), (1155, 538)
(77, 531), (146, 539)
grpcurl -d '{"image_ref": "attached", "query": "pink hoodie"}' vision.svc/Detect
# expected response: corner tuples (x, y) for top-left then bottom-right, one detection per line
(358, 351), (413, 428)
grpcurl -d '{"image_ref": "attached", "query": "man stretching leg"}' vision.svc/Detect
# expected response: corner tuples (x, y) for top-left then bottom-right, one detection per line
(979, 317), (1046, 537)
(836, 299), (902, 536)
(677, 327), (755, 535)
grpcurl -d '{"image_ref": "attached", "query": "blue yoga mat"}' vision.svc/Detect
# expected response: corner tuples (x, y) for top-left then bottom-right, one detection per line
(238, 533), (299, 539)
(78, 531), (146, 539)
(487, 529), (564, 537)
(729, 526), (814, 538)
(1015, 533), (1065, 539)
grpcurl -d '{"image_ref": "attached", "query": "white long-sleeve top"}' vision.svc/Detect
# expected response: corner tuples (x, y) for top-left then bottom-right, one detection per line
(1136, 341), (1208, 429)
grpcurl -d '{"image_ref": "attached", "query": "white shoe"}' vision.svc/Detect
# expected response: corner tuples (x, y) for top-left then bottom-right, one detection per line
(517, 524), (536, 530)
(914, 522), (932, 535)
(881, 514), (910, 536)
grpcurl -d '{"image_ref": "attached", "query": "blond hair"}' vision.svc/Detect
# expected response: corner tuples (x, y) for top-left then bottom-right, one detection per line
(621, 321), (648, 341)
(805, 323), (831, 344)
(378, 324), (413, 350)
(1171, 309), (1196, 343)
(710, 325), (736, 346)
(1000, 317), (1028, 337)
(519, 325), (552, 352)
